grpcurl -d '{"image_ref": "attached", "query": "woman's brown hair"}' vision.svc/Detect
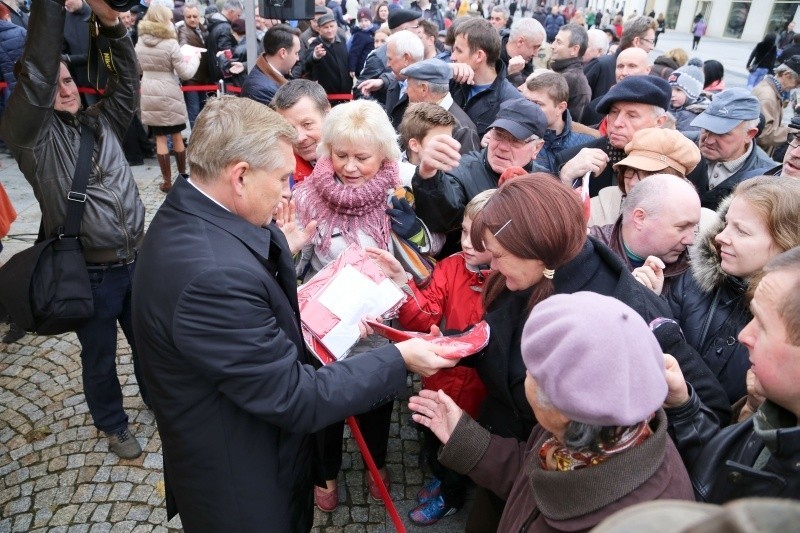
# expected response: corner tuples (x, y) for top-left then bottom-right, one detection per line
(470, 173), (587, 312)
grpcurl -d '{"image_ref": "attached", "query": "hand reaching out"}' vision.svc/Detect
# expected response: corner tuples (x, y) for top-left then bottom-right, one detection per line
(365, 247), (408, 286)
(273, 199), (317, 255)
(632, 256), (666, 295)
(409, 389), (463, 445)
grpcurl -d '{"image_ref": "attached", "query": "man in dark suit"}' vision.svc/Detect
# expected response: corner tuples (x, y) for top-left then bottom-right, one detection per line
(131, 96), (453, 532)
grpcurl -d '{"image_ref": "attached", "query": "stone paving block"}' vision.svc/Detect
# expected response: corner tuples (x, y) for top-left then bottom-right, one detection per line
(34, 473), (58, 491)
(12, 513), (32, 531)
(142, 453), (161, 470)
(92, 467), (110, 483)
(147, 507), (168, 525)
(67, 455), (85, 470)
(0, 518), (10, 533)
(4, 494), (30, 515)
(50, 504), (79, 526)
(70, 525), (90, 533)
(58, 470), (79, 488)
(109, 483), (133, 502)
(90, 484), (111, 502)
(71, 484), (94, 504)
(73, 502), (97, 523)
(90, 503), (112, 522)
(32, 507), (53, 528)
(88, 524), (112, 533)
(109, 502), (132, 522)
(126, 505), (150, 522)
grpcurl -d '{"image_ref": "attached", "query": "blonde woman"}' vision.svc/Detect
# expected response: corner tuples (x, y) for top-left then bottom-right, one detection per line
(136, 4), (199, 192)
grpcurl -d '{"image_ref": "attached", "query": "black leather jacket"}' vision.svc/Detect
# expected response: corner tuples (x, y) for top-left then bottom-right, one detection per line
(667, 389), (800, 503)
(1, 0), (144, 264)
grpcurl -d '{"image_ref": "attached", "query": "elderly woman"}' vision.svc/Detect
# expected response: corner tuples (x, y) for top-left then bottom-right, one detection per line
(588, 128), (703, 227)
(668, 176), (800, 404)
(293, 99), (421, 512)
(410, 292), (694, 531)
(447, 174), (728, 531)
(136, 4), (198, 192)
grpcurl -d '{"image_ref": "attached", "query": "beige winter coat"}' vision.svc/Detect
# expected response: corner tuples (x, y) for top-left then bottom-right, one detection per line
(135, 21), (198, 128)
(752, 78), (788, 155)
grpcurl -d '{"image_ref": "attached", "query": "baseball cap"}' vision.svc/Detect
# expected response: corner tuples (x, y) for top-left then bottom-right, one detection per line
(690, 88), (761, 134)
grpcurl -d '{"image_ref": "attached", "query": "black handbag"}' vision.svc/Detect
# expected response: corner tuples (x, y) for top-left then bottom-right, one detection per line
(0, 126), (96, 335)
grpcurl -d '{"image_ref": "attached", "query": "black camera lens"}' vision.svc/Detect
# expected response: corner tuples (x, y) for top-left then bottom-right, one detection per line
(106, 0), (140, 12)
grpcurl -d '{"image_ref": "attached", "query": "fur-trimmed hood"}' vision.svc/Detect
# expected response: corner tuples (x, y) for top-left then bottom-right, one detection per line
(138, 20), (177, 41)
(689, 195), (733, 293)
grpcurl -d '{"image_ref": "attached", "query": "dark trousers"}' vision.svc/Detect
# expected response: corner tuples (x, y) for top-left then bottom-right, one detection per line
(465, 486), (505, 532)
(317, 400), (393, 480)
(183, 89), (208, 130)
(76, 261), (147, 434)
(422, 426), (468, 508)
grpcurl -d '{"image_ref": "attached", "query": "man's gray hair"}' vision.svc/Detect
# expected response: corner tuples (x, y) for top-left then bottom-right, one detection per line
(409, 78), (449, 96)
(223, 0), (244, 12)
(509, 17), (546, 42)
(188, 96), (297, 183)
(491, 5), (509, 17)
(586, 28), (609, 55)
(387, 30), (425, 62)
(271, 79), (330, 116)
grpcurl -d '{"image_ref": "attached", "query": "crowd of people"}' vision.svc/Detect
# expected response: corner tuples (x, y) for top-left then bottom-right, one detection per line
(2, 0), (800, 531)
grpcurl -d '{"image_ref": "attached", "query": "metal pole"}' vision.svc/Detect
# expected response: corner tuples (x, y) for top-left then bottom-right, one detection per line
(245, 0), (257, 73)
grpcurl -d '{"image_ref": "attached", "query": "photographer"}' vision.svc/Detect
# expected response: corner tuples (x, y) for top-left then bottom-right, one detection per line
(0, 0), (147, 459)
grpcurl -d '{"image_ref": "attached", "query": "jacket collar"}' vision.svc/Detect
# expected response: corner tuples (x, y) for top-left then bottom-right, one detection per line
(610, 217), (691, 279)
(527, 409), (670, 521)
(550, 56), (583, 72)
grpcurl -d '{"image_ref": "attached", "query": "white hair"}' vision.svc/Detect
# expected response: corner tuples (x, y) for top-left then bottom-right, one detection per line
(587, 28), (609, 55)
(318, 100), (401, 161)
(509, 17), (546, 42)
(387, 30), (425, 62)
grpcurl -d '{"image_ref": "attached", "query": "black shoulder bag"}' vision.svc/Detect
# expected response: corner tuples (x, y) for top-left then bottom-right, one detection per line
(0, 126), (96, 335)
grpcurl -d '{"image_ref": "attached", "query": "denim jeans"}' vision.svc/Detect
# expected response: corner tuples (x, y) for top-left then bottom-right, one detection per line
(747, 68), (769, 89)
(76, 261), (147, 433)
(184, 89), (208, 129)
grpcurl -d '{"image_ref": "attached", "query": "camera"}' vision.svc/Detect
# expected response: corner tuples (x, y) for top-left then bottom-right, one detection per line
(105, 0), (140, 12)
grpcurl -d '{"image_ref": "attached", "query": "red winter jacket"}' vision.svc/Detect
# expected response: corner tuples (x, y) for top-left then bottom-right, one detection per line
(397, 252), (488, 417)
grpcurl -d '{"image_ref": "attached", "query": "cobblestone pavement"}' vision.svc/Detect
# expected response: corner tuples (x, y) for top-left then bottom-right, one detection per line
(0, 153), (470, 532)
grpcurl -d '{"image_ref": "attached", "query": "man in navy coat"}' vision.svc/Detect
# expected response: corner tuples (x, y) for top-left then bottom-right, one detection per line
(131, 96), (453, 532)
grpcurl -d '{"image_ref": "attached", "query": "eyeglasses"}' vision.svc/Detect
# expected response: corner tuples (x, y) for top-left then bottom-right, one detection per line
(640, 37), (655, 45)
(789, 133), (800, 149)
(488, 129), (539, 149)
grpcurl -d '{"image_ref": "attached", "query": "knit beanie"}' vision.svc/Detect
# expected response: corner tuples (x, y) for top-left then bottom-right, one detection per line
(669, 65), (705, 102)
(520, 292), (667, 427)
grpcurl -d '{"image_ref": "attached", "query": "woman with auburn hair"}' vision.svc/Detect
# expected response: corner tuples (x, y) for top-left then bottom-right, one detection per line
(669, 176), (800, 404)
(458, 173), (728, 532)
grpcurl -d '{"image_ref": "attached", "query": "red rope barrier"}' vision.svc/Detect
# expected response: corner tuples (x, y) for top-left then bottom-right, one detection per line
(73, 84), (351, 103)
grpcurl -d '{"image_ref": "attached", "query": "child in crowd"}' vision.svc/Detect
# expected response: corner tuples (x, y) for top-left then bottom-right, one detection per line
(668, 64), (711, 132)
(398, 103), (457, 185)
(367, 190), (495, 526)
(348, 8), (375, 78)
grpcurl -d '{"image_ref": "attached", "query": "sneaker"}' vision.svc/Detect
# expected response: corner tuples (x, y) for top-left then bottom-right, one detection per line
(105, 426), (142, 459)
(408, 495), (458, 526)
(417, 477), (442, 504)
(314, 484), (338, 512)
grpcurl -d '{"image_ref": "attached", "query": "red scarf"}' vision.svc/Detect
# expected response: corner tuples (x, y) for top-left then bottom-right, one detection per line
(293, 156), (400, 254)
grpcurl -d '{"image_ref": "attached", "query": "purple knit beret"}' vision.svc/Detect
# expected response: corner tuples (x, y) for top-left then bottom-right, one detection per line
(521, 292), (667, 427)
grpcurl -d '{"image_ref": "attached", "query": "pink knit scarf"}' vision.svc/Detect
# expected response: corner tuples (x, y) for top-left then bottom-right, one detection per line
(293, 155), (400, 254)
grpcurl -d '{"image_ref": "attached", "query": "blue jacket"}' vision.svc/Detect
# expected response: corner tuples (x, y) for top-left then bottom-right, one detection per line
(536, 110), (594, 173)
(544, 13), (564, 41)
(348, 26), (374, 75)
(0, 19), (25, 96)
(450, 60), (523, 138)
(241, 56), (284, 105)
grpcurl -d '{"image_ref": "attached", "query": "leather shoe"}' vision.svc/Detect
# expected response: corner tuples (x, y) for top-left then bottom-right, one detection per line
(314, 484), (338, 512)
(367, 470), (391, 502)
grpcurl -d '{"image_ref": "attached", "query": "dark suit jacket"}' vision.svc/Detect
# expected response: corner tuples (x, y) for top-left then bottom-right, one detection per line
(385, 78), (409, 128)
(132, 177), (407, 533)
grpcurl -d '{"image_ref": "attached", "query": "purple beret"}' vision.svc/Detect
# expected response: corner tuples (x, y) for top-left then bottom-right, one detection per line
(521, 292), (666, 426)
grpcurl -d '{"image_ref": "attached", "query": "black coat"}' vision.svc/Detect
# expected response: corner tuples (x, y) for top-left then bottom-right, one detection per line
(132, 178), (408, 533)
(450, 60), (523, 138)
(471, 238), (730, 441)
(384, 78), (408, 128)
(697, 144), (774, 211)
(447, 100), (481, 154)
(500, 33), (533, 88)
(305, 36), (352, 95)
(668, 393), (800, 503)
(206, 13), (235, 81)
(668, 197), (753, 404)
(584, 50), (617, 100)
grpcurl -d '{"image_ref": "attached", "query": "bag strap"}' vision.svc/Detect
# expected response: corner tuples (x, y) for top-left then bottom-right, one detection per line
(698, 286), (721, 350)
(62, 126), (96, 238)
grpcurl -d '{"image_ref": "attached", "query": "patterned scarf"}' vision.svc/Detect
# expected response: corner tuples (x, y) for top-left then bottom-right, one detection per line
(293, 155), (400, 254)
(538, 419), (652, 471)
(766, 74), (791, 102)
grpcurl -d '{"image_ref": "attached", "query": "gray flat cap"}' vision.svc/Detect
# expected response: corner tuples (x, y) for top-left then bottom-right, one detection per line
(401, 58), (452, 85)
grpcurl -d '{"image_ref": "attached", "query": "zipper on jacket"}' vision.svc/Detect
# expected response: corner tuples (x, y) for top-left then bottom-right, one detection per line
(93, 158), (133, 258)
(520, 507), (540, 532)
